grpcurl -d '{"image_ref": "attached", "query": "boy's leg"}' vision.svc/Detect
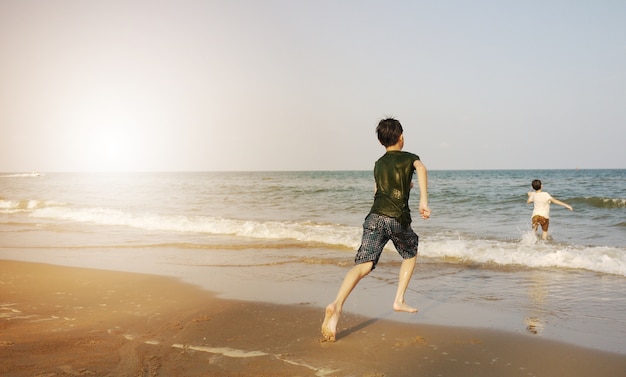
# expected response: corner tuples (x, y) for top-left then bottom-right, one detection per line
(322, 262), (373, 342)
(390, 221), (419, 312)
(322, 213), (386, 342)
(393, 256), (418, 312)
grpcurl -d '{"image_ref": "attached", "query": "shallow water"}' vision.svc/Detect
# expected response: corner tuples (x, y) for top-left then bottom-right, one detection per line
(1, 170), (625, 353)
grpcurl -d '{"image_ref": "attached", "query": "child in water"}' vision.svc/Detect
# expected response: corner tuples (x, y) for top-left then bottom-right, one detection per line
(527, 179), (573, 240)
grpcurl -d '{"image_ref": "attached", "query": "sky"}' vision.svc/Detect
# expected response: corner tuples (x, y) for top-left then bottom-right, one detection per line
(0, 0), (624, 172)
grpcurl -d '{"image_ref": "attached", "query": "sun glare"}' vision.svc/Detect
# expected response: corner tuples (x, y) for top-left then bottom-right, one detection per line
(88, 117), (138, 172)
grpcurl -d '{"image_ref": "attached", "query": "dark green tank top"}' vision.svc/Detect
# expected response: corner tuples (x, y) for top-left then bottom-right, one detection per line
(369, 150), (420, 226)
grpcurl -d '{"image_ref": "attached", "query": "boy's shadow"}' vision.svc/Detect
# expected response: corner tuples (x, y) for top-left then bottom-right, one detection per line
(335, 318), (379, 340)
(335, 311), (392, 341)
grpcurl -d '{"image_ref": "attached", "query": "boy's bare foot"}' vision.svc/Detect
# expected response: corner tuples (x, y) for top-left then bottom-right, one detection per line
(321, 304), (340, 342)
(393, 301), (418, 313)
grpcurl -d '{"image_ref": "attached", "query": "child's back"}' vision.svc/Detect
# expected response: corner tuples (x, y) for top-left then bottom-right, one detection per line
(371, 150), (421, 226)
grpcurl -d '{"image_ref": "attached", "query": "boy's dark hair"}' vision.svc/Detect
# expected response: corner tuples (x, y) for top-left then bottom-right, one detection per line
(376, 118), (403, 147)
(532, 179), (542, 191)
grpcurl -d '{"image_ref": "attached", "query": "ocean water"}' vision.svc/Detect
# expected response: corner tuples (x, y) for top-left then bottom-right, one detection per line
(1, 170), (625, 353)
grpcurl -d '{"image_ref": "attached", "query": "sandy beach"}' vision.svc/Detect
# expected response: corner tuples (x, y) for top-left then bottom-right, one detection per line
(1, 260), (624, 377)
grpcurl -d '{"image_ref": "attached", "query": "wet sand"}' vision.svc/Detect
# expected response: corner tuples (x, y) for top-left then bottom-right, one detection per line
(1, 260), (624, 377)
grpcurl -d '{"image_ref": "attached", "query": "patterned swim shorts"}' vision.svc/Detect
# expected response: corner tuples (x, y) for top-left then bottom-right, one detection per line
(354, 213), (419, 269)
(532, 215), (550, 232)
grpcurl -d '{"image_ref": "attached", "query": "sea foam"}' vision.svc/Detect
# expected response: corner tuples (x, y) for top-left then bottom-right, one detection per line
(28, 204), (626, 277)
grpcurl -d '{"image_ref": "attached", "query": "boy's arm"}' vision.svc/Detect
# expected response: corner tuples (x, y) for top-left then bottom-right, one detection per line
(551, 198), (573, 211)
(527, 192), (534, 204)
(414, 160), (430, 219)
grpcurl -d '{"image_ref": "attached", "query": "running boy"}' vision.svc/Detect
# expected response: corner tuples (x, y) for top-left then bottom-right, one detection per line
(527, 179), (573, 240)
(321, 117), (430, 342)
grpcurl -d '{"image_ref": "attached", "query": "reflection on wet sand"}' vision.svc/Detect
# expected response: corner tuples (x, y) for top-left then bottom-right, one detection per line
(525, 272), (547, 335)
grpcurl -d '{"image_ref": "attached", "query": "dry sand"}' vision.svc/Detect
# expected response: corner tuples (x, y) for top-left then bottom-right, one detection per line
(1, 260), (624, 377)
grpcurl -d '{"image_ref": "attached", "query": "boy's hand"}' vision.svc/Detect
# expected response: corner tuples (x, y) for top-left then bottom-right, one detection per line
(419, 205), (431, 219)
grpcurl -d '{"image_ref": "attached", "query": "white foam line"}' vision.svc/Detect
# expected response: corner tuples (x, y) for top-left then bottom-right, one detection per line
(170, 344), (339, 376)
(0, 307), (20, 312)
(1, 315), (37, 320)
(29, 317), (59, 323)
(172, 344), (267, 358)
(275, 355), (339, 377)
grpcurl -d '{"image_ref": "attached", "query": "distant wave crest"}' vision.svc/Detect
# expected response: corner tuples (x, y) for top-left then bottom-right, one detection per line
(0, 199), (65, 213)
(573, 196), (626, 209)
(0, 172), (42, 178)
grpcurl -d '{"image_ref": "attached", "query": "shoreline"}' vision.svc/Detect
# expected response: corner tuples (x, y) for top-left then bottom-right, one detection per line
(1, 247), (624, 355)
(2, 259), (625, 377)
